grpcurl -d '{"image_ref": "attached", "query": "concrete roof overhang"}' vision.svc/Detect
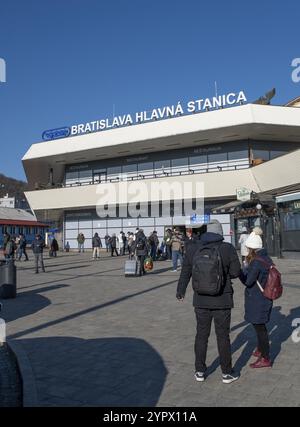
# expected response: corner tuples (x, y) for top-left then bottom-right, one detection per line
(22, 104), (300, 189)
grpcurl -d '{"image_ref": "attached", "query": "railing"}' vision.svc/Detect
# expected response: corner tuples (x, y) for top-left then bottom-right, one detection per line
(35, 160), (250, 190)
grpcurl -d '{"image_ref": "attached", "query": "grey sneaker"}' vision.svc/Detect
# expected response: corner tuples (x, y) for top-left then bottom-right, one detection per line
(222, 371), (240, 384)
(194, 371), (206, 382)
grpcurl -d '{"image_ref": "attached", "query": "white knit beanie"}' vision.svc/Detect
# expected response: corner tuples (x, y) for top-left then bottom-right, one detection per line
(253, 226), (263, 236)
(245, 232), (263, 249)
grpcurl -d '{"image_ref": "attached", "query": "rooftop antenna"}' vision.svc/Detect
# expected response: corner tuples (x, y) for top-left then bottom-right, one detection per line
(113, 104), (115, 118)
(215, 81), (218, 98)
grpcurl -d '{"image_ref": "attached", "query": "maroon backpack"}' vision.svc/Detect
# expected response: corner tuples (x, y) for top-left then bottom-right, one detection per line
(256, 256), (283, 301)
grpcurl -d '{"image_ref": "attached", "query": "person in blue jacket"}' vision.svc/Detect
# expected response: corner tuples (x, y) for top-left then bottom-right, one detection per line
(239, 231), (273, 369)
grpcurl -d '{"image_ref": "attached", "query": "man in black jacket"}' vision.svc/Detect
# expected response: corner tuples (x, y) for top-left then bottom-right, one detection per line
(31, 234), (45, 274)
(176, 220), (241, 384)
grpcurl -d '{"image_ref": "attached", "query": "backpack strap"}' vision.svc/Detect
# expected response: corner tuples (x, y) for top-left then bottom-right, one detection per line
(255, 256), (273, 269)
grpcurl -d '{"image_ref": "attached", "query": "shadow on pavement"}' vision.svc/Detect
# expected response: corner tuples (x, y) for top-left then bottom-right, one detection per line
(1, 284), (69, 323)
(7, 279), (177, 340)
(17, 336), (168, 407)
(207, 305), (300, 375)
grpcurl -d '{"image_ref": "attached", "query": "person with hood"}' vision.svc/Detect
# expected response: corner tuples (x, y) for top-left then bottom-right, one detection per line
(176, 220), (241, 384)
(134, 229), (149, 276)
(50, 238), (59, 257)
(148, 231), (159, 261)
(238, 226), (249, 262)
(110, 233), (119, 257)
(239, 230), (273, 369)
(18, 233), (29, 261)
(92, 232), (102, 260)
(31, 234), (46, 274)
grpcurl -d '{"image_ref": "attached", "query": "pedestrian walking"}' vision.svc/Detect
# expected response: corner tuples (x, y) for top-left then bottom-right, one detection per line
(50, 238), (59, 257)
(18, 233), (29, 261)
(171, 230), (184, 272)
(3, 234), (16, 261)
(92, 233), (102, 259)
(239, 231), (273, 369)
(77, 233), (85, 253)
(164, 228), (173, 260)
(127, 232), (134, 257)
(238, 227), (249, 262)
(176, 220), (241, 384)
(134, 229), (149, 276)
(31, 234), (46, 274)
(104, 234), (111, 252)
(110, 234), (119, 257)
(148, 231), (159, 261)
(118, 231), (125, 255)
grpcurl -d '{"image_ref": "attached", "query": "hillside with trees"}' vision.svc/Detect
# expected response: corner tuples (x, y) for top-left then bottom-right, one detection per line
(0, 173), (28, 200)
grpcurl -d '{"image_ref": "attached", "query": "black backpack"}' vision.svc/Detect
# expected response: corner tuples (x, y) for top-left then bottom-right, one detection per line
(192, 244), (224, 296)
(136, 237), (146, 250)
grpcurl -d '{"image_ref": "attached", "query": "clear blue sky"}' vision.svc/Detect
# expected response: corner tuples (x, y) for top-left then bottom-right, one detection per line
(0, 0), (299, 181)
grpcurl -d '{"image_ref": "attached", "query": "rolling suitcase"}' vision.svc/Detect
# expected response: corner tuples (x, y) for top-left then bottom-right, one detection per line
(125, 256), (140, 277)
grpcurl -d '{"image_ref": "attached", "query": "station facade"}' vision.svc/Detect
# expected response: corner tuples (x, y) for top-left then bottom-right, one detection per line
(22, 101), (300, 253)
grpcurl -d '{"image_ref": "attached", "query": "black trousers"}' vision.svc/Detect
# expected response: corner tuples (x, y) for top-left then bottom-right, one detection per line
(253, 324), (270, 358)
(194, 308), (232, 375)
(137, 255), (145, 275)
(111, 247), (119, 256)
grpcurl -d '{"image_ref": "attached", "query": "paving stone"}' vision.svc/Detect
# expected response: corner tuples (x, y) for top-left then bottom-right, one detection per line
(1, 252), (299, 407)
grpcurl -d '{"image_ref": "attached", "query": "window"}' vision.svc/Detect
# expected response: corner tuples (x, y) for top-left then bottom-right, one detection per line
(138, 162), (153, 177)
(107, 166), (122, 180)
(78, 169), (92, 184)
(283, 208), (300, 231)
(171, 157), (188, 173)
(154, 160), (171, 175)
(65, 171), (79, 186)
(122, 163), (137, 178)
(208, 152), (228, 170)
(228, 150), (248, 160)
(252, 149), (270, 161)
(189, 155), (207, 171)
(93, 169), (107, 183)
(270, 150), (285, 160)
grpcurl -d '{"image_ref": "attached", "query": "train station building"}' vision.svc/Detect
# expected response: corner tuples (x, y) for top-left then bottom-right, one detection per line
(22, 98), (300, 255)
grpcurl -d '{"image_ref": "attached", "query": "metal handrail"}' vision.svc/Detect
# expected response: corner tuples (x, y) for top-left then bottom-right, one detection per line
(37, 160), (250, 190)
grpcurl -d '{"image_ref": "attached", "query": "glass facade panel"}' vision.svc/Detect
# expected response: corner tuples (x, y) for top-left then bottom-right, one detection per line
(171, 157), (189, 173)
(154, 160), (171, 175)
(65, 229), (80, 239)
(189, 155), (208, 172)
(138, 162), (154, 176)
(228, 150), (248, 160)
(122, 163), (137, 178)
(123, 218), (138, 228)
(65, 171), (79, 185)
(107, 166), (122, 180)
(270, 150), (285, 160)
(79, 169), (93, 184)
(252, 149), (270, 161)
(65, 220), (79, 229)
(92, 219), (107, 228)
(139, 217), (155, 226)
(78, 220), (93, 228)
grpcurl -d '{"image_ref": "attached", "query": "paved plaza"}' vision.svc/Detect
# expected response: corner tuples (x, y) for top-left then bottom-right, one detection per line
(1, 251), (300, 407)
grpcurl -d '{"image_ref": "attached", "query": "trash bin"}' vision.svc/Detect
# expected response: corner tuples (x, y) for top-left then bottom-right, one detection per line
(0, 260), (17, 299)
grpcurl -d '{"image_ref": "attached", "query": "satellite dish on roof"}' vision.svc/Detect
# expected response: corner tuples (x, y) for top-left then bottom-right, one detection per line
(253, 88), (276, 105)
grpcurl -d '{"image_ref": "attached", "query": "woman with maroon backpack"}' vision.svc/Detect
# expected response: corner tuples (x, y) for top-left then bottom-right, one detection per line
(239, 231), (274, 369)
